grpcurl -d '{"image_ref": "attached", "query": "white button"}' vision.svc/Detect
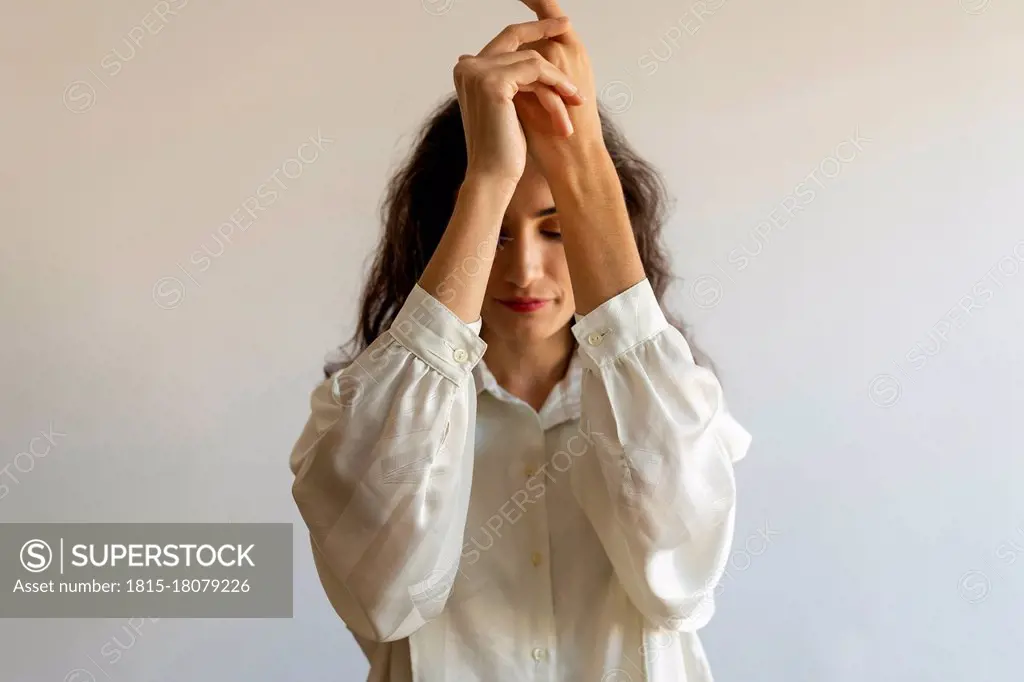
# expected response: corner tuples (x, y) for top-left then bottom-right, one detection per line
(587, 332), (604, 346)
(532, 647), (547, 661)
(453, 348), (469, 363)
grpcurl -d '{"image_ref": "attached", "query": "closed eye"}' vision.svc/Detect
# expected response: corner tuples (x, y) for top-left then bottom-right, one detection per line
(540, 215), (561, 241)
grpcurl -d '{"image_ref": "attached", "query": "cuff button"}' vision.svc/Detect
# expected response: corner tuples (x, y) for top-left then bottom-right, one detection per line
(453, 348), (469, 363)
(587, 332), (604, 346)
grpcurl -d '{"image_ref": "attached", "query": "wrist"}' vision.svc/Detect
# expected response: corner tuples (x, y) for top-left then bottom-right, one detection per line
(461, 169), (521, 202)
(541, 137), (619, 201)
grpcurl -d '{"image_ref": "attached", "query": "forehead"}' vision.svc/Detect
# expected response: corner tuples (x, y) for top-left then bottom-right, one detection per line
(506, 158), (554, 218)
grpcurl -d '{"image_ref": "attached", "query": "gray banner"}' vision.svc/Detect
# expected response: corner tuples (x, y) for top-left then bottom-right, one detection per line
(0, 523), (292, 617)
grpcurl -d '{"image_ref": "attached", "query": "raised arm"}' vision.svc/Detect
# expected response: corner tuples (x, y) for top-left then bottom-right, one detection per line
(513, 0), (647, 311)
(515, 0), (753, 628)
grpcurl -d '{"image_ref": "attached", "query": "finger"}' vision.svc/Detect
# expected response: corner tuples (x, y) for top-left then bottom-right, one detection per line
(525, 85), (574, 136)
(478, 17), (571, 57)
(520, 0), (566, 20)
(490, 51), (582, 102)
(517, 80), (582, 108)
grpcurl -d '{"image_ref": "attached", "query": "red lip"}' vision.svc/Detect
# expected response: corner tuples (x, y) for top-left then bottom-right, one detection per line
(498, 298), (549, 313)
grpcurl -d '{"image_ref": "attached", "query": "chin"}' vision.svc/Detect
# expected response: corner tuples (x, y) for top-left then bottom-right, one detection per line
(487, 306), (572, 344)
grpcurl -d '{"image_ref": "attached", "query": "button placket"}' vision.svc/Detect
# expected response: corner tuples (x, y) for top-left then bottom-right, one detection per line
(525, 427), (557, 678)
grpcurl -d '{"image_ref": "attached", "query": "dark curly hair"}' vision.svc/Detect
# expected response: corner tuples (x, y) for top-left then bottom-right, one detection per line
(333, 93), (713, 376)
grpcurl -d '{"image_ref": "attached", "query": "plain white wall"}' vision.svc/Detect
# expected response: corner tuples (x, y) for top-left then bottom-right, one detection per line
(3, 0), (1023, 679)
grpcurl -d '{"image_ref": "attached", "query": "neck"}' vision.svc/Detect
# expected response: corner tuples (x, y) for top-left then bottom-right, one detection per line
(480, 324), (575, 412)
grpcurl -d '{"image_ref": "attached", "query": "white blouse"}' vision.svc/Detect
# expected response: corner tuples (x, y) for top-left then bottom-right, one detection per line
(289, 277), (752, 682)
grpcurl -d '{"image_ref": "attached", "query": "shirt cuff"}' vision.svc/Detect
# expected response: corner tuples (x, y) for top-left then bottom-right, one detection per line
(570, 278), (669, 369)
(387, 284), (487, 386)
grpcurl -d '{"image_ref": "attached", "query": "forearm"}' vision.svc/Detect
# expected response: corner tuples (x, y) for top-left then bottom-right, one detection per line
(418, 173), (517, 322)
(544, 140), (647, 315)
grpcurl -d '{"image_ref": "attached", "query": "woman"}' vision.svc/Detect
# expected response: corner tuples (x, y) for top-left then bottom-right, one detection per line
(289, 2), (751, 680)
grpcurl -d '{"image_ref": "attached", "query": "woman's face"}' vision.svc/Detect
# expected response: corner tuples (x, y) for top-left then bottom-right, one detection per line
(481, 157), (576, 345)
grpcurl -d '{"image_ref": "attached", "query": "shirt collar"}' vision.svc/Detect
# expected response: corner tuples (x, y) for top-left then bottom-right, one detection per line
(472, 346), (585, 430)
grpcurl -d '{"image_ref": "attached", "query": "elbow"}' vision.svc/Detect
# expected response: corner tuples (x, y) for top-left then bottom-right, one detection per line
(369, 567), (457, 642)
(625, 574), (717, 632)
(647, 593), (717, 633)
(634, 550), (721, 632)
(337, 582), (450, 644)
(307, 533), (445, 643)
(355, 610), (426, 644)
(307, 529), (460, 643)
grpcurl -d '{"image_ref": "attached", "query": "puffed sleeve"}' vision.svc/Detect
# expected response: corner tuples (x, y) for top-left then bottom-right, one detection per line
(289, 284), (486, 642)
(568, 277), (752, 631)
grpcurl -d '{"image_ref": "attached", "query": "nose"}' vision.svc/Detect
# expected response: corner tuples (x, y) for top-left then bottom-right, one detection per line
(503, 231), (544, 290)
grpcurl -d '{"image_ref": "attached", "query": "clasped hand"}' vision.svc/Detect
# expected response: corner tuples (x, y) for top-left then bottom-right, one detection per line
(513, 0), (603, 164)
